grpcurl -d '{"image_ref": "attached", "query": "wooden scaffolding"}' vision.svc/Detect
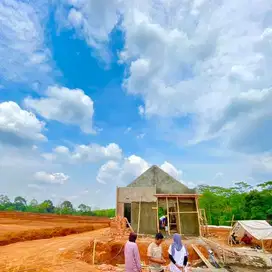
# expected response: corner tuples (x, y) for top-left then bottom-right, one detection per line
(155, 194), (201, 236)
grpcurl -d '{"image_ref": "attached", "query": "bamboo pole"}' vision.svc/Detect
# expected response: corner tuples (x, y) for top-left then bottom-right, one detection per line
(92, 239), (97, 265)
(229, 215), (235, 246)
(156, 198), (159, 233)
(261, 239), (265, 252)
(125, 217), (134, 232)
(176, 197), (181, 234)
(166, 197), (170, 235)
(195, 197), (202, 237)
(116, 187), (119, 217)
(137, 196), (142, 234)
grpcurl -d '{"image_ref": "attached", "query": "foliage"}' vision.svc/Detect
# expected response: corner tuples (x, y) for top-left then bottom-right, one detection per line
(0, 195), (115, 218)
(2, 180), (270, 224)
(198, 181), (272, 225)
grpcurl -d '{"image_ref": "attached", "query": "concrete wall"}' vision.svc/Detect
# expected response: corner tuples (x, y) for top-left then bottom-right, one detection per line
(128, 165), (195, 194)
(179, 199), (199, 236)
(117, 187), (156, 203)
(117, 202), (124, 217)
(131, 202), (157, 234)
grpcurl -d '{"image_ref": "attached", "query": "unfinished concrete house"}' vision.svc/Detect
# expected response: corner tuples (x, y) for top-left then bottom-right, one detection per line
(116, 165), (201, 236)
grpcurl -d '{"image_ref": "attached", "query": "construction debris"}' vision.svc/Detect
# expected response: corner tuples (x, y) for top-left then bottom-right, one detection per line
(105, 216), (131, 239)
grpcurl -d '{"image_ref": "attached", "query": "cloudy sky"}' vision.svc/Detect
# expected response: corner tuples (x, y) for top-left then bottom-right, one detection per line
(0, 0), (272, 209)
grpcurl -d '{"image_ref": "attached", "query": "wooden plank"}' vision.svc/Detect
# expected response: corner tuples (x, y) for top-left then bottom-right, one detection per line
(155, 194), (201, 198)
(137, 196), (142, 234)
(176, 197), (182, 234)
(169, 211), (198, 214)
(195, 197), (202, 237)
(166, 197), (170, 235)
(192, 244), (213, 269)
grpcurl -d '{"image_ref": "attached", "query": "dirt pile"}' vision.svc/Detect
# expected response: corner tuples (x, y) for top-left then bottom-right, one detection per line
(107, 216), (131, 238)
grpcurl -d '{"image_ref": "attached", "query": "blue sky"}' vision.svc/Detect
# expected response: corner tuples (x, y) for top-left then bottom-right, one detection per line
(0, 0), (272, 209)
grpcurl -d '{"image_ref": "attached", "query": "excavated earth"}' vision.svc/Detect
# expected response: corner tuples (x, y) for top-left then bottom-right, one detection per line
(0, 213), (272, 271)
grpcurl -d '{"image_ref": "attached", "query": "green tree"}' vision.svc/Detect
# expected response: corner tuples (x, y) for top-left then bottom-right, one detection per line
(29, 199), (38, 207)
(38, 200), (55, 213)
(78, 204), (91, 214)
(60, 201), (74, 214)
(0, 195), (11, 210)
(14, 196), (27, 211)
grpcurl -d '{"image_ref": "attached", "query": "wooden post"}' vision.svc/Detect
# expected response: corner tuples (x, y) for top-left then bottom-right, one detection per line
(137, 196), (142, 234)
(229, 215), (235, 246)
(116, 187), (119, 217)
(125, 217), (134, 232)
(176, 197), (182, 234)
(156, 197), (159, 233)
(195, 196), (202, 237)
(166, 197), (170, 235)
(261, 239), (265, 252)
(92, 239), (97, 265)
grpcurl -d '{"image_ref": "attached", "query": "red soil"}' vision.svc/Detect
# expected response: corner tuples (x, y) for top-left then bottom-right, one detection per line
(0, 211), (110, 246)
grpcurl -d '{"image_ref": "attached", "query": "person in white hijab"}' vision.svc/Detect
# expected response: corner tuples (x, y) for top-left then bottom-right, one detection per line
(168, 233), (188, 272)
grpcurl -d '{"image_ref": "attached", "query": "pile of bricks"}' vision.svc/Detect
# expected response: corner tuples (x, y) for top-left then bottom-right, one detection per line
(106, 216), (131, 239)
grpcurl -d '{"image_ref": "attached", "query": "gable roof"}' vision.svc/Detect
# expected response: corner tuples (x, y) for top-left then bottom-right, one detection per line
(127, 165), (195, 194)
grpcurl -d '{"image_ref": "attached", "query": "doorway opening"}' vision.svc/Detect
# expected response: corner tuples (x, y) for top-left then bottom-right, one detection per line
(124, 203), (131, 224)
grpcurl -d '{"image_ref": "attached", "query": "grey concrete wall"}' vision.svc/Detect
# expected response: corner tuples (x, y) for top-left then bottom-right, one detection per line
(117, 187), (156, 203)
(128, 165), (196, 194)
(131, 202), (157, 234)
(179, 199), (199, 236)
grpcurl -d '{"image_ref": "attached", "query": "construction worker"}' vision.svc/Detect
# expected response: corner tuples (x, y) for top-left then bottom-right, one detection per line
(147, 232), (166, 272)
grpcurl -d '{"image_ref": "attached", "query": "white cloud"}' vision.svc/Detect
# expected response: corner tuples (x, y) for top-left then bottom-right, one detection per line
(251, 153), (272, 173)
(25, 86), (95, 133)
(161, 161), (182, 180)
(43, 143), (122, 163)
(96, 155), (149, 185)
(56, 0), (123, 53)
(96, 160), (121, 184)
(34, 171), (69, 185)
(96, 156), (187, 186)
(119, 0), (272, 154)
(0, 101), (46, 145)
(138, 105), (145, 116)
(68, 8), (83, 28)
(0, 0), (53, 87)
(53, 0), (272, 154)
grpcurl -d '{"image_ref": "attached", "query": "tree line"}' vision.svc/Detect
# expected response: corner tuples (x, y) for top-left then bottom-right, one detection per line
(1, 181), (271, 225)
(0, 195), (115, 218)
(198, 181), (272, 225)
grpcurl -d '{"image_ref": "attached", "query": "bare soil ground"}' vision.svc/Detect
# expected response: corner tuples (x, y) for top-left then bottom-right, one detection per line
(0, 228), (208, 272)
(0, 211), (110, 246)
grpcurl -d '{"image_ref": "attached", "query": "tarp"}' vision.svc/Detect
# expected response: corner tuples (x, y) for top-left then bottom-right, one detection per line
(232, 220), (272, 240)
